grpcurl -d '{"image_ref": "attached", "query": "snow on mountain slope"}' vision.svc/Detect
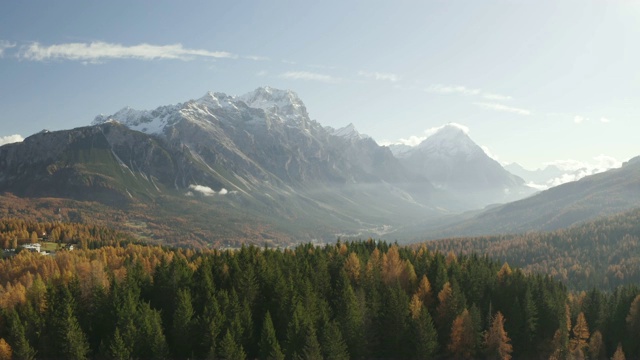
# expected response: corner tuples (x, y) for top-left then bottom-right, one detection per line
(395, 123), (534, 207)
(413, 123), (484, 159)
(330, 123), (371, 141)
(94, 87), (320, 133)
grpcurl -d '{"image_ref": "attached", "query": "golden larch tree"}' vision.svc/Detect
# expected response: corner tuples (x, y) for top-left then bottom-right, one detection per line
(448, 309), (476, 360)
(344, 252), (361, 283)
(416, 275), (434, 308)
(589, 330), (605, 360)
(409, 294), (423, 320)
(571, 312), (590, 352)
(625, 295), (640, 334)
(0, 338), (11, 360)
(484, 311), (513, 360)
(497, 262), (512, 281)
(382, 245), (404, 285)
(611, 343), (625, 360)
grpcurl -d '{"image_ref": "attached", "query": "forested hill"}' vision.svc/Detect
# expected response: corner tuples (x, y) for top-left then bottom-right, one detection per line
(422, 207), (640, 290)
(1, 236), (640, 359)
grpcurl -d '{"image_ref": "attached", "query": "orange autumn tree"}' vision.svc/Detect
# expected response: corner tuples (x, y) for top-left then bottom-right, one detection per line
(415, 275), (434, 308)
(448, 309), (476, 359)
(484, 312), (512, 360)
(571, 312), (590, 354)
(0, 339), (11, 360)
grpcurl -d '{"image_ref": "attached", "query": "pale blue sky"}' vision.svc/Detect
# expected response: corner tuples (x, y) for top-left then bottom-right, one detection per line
(1, 0), (638, 169)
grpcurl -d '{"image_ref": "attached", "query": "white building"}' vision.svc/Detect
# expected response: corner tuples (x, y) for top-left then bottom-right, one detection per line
(21, 243), (41, 253)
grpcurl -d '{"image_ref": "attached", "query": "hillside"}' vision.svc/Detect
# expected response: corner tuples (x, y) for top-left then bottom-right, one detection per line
(408, 156), (640, 239)
(421, 207), (640, 290)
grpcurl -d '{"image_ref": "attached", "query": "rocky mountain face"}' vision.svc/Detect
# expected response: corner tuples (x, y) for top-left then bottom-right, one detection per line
(0, 87), (564, 243)
(0, 123), (219, 206)
(0, 87), (448, 242)
(93, 87), (419, 188)
(395, 124), (535, 208)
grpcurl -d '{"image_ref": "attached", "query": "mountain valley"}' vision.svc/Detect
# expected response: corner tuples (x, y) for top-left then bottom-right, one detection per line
(0, 87), (637, 248)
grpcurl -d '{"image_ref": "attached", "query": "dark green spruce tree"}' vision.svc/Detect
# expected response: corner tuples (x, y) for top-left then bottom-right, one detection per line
(259, 311), (285, 360)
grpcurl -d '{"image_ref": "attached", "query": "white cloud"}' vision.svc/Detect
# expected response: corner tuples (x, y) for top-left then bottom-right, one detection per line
(18, 41), (238, 63)
(424, 122), (470, 137)
(280, 71), (341, 83)
(0, 40), (16, 57)
(600, 117), (611, 123)
(189, 185), (216, 196)
(358, 71), (399, 82)
(188, 185), (229, 196)
(543, 155), (622, 187)
(526, 182), (549, 191)
(397, 135), (428, 147)
(482, 93), (512, 101)
(256, 70), (268, 77)
(426, 84), (481, 95)
(0, 134), (24, 146)
(474, 102), (531, 116)
(574, 115), (586, 124)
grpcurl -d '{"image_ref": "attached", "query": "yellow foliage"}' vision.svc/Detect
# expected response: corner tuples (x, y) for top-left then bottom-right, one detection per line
(344, 252), (361, 283)
(416, 275), (434, 307)
(0, 338), (11, 360)
(497, 262), (512, 281)
(409, 294), (423, 320)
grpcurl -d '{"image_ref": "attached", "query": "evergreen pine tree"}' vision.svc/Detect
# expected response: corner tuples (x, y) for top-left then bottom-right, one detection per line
(335, 271), (365, 358)
(108, 327), (131, 360)
(61, 307), (90, 360)
(411, 306), (438, 359)
(172, 288), (195, 358)
(7, 311), (36, 360)
(46, 284), (90, 360)
(320, 320), (349, 360)
(298, 325), (323, 360)
(218, 330), (246, 360)
(259, 311), (285, 360)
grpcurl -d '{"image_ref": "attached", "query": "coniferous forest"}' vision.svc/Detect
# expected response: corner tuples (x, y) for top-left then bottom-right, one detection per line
(1, 221), (640, 359)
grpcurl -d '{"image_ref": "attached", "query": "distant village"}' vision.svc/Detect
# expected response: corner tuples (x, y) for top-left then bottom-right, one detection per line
(2, 231), (75, 257)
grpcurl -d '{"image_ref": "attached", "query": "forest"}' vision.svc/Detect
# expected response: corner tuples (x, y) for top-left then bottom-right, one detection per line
(0, 219), (639, 359)
(424, 208), (640, 291)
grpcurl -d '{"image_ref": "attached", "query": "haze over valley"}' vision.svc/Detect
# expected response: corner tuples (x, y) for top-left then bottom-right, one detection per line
(2, 2), (640, 359)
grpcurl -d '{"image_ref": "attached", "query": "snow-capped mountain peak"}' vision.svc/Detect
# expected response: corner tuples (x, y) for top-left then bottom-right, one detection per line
(238, 87), (309, 122)
(332, 123), (370, 141)
(194, 91), (238, 109)
(416, 123), (482, 158)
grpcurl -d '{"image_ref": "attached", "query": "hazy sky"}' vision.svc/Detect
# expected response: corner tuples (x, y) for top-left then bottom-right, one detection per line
(1, 1), (638, 169)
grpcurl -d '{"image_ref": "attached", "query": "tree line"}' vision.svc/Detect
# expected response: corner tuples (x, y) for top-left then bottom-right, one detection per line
(0, 236), (639, 359)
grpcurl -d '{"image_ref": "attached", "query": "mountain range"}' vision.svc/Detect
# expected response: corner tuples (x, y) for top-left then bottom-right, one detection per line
(0, 87), (637, 245)
(392, 124), (534, 207)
